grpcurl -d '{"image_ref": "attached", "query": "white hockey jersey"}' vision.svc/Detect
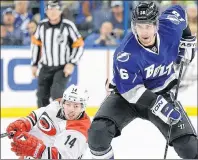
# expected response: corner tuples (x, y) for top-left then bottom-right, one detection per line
(25, 100), (91, 159)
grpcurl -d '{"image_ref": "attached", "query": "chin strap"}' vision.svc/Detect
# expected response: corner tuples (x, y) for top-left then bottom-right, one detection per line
(76, 110), (85, 120)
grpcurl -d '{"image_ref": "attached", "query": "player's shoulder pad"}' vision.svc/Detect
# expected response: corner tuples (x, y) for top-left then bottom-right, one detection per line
(170, 4), (185, 12)
(160, 4), (186, 20)
(115, 34), (140, 64)
(118, 32), (135, 50)
(116, 32), (140, 55)
(66, 113), (91, 140)
(162, 4), (185, 13)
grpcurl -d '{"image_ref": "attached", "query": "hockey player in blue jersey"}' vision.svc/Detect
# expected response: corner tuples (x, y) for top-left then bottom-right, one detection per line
(88, 2), (197, 159)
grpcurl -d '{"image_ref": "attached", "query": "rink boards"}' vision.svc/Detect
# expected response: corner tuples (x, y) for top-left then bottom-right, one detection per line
(1, 48), (197, 117)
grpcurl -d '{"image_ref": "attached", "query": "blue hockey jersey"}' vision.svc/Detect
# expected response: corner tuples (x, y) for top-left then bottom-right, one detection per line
(112, 5), (187, 103)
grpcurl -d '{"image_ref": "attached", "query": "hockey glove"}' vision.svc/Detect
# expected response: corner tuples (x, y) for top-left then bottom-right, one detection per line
(150, 95), (181, 125)
(11, 132), (46, 159)
(6, 118), (32, 139)
(176, 36), (197, 65)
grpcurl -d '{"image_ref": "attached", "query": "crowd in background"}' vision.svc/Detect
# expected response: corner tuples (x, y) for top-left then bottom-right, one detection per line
(1, 0), (197, 47)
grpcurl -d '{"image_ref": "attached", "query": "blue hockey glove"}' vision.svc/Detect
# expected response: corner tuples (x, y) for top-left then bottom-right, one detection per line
(150, 95), (181, 125)
(176, 36), (197, 65)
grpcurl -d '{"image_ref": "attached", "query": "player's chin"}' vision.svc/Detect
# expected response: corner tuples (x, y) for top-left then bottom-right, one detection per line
(141, 39), (151, 45)
(141, 40), (150, 46)
(66, 114), (75, 120)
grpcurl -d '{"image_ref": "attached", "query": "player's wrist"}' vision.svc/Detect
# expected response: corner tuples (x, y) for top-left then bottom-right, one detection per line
(178, 36), (197, 65)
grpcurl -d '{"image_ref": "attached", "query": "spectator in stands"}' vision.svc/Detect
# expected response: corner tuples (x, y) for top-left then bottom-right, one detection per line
(84, 21), (120, 47)
(32, 13), (41, 24)
(76, 1), (102, 25)
(160, 0), (196, 11)
(109, 1), (130, 39)
(92, 2), (112, 32)
(27, 20), (38, 44)
(75, 1), (102, 38)
(1, 23), (8, 45)
(186, 3), (197, 35)
(2, 8), (23, 45)
(61, 1), (79, 22)
(14, 0), (33, 45)
(62, 7), (75, 22)
(23, 20), (38, 46)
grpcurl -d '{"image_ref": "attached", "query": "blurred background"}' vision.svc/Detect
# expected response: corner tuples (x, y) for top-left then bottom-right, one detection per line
(0, 0), (197, 118)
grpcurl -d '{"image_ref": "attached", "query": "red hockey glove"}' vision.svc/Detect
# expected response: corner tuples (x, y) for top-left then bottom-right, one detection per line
(11, 132), (46, 159)
(6, 119), (32, 139)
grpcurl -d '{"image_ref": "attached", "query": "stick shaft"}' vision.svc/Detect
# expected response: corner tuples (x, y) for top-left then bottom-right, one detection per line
(164, 61), (184, 159)
(0, 133), (9, 138)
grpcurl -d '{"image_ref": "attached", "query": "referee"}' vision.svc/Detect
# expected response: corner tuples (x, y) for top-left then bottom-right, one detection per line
(31, 0), (84, 108)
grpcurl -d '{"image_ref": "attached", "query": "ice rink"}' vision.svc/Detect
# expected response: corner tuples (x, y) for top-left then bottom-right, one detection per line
(1, 117), (197, 159)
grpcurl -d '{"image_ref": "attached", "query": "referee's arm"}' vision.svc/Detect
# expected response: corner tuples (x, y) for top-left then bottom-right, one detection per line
(31, 24), (42, 66)
(67, 21), (84, 65)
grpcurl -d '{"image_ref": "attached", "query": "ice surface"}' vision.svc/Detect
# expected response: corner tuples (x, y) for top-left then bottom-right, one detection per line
(1, 117), (197, 159)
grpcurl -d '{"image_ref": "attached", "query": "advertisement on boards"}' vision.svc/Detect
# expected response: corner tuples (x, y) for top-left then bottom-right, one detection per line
(1, 48), (197, 117)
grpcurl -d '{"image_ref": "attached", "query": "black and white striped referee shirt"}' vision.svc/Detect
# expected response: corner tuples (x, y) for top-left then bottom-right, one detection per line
(31, 17), (84, 67)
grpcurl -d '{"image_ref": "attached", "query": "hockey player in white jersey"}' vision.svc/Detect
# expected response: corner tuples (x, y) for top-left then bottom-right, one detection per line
(88, 2), (197, 159)
(6, 84), (91, 159)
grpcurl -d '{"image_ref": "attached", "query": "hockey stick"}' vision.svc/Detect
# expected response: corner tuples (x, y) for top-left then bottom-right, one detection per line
(1, 133), (10, 138)
(1, 131), (15, 138)
(174, 62), (184, 100)
(163, 61), (184, 159)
